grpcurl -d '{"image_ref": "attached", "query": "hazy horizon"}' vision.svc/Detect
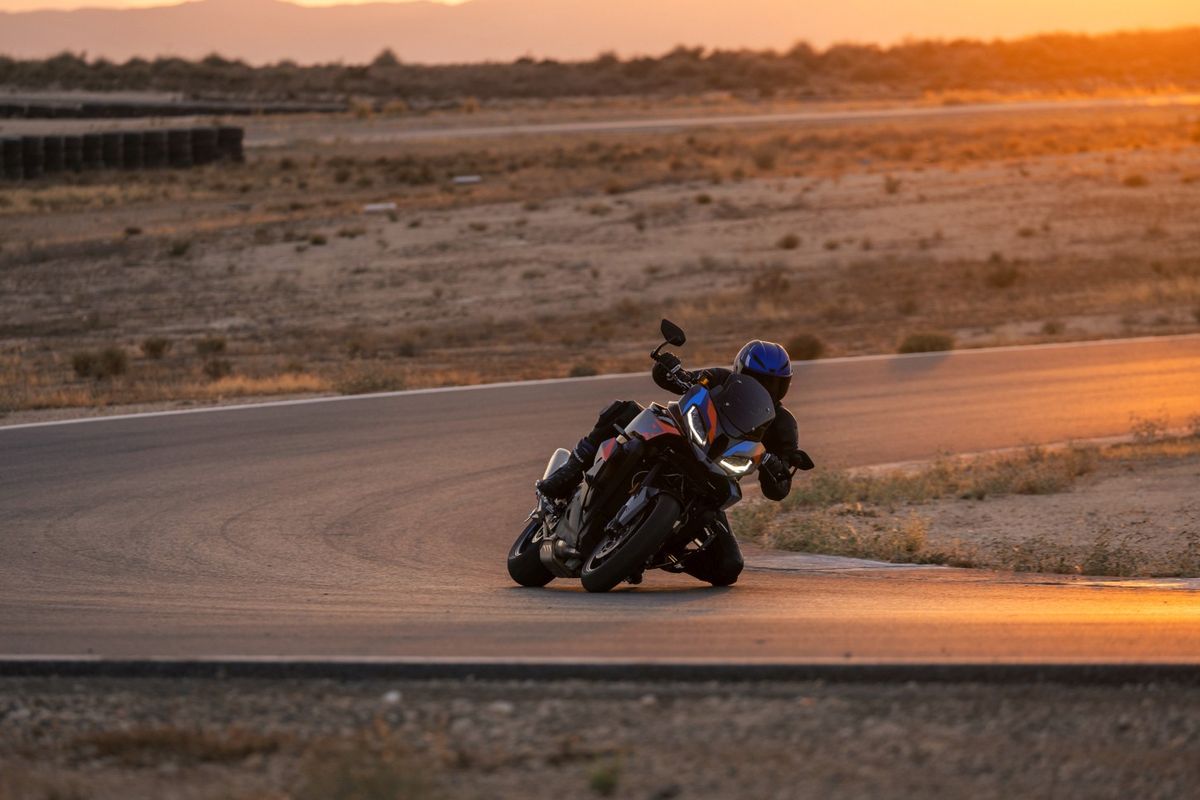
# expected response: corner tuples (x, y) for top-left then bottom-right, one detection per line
(2, 0), (1200, 64)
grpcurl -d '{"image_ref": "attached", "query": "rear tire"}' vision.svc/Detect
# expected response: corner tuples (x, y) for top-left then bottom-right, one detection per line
(507, 517), (554, 587)
(581, 494), (681, 593)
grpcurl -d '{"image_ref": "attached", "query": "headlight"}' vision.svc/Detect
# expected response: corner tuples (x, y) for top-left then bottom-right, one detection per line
(719, 456), (753, 475)
(685, 406), (707, 446)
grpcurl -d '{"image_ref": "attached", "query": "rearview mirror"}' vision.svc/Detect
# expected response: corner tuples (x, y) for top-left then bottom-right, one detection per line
(660, 318), (686, 347)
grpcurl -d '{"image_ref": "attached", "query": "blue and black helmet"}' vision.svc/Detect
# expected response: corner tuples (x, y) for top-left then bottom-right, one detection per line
(733, 340), (792, 403)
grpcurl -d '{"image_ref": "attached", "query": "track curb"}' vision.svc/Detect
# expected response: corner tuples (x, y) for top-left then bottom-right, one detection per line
(2, 659), (1198, 685)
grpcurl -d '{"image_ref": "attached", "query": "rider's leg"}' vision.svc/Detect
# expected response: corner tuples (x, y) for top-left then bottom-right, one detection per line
(682, 512), (744, 587)
(537, 400), (642, 499)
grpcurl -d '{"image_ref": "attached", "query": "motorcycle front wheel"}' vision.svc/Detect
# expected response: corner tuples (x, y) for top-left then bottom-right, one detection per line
(580, 494), (681, 593)
(507, 516), (555, 587)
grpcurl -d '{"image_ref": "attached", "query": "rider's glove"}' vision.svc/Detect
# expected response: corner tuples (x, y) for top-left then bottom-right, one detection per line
(656, 352), (683, 374)
(761, 453), (790, 482)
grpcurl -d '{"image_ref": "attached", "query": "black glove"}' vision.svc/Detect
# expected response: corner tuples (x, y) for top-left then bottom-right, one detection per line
(656, 352), (682, 373)
(761, 453), (790, 482)
(759, 454), (792, 501)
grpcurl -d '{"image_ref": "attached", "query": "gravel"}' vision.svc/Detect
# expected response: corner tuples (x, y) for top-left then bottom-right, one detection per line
(2, 677), (1199, 799)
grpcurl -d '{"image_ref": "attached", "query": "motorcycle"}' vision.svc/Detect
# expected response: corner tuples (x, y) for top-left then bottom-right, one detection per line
(507, 319), (814, 592)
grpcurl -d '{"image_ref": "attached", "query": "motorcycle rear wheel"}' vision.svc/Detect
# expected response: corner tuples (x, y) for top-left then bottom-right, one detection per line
(580, 494), (682, 593)
(507, 517), (555, 587)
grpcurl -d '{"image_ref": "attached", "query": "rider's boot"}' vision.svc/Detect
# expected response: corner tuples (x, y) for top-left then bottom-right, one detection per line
(536, 440), (595, 500)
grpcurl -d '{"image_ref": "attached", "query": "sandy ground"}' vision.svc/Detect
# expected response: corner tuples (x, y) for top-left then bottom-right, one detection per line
(924, 456), (1200, 574)
(2, 101), (1200, 417)
(2, 677), (1199, 800)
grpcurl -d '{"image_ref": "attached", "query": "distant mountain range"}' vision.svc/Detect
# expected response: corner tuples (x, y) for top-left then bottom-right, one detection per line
(2, 0), (1199, 65)
(0, 0), (805, 64)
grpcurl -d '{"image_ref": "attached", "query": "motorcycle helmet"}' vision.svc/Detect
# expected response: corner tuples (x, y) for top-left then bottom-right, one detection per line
(733, 340), (792, 403)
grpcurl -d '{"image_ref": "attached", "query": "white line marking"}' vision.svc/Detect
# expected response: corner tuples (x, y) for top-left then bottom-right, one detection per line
(1, 654), (1192, 665)
(2, 333), (1197, 433)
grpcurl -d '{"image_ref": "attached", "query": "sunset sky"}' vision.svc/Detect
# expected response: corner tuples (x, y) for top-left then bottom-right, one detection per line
(3, 0), (1200, 44)
(3, 0), (1200, 64)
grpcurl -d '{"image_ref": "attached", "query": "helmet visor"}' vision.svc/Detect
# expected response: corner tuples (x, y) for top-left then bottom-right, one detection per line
(746, 371), (790, 404)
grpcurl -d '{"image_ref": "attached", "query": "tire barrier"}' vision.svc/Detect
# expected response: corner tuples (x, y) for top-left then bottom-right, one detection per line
(142, 130), (167, 168)
(167, 129), (192, 168)
(1, 137), (22, 180)
(190, 127), (218, 166)
(81, 133), (104, 170)
(42, 135), (65, 174)
(20, 135), (44, 180)
(0, 126), (246, 182)
(2, 100), (343, 120)
(100, 132), (123, 169)
(217, 126), (245, 163)
(120, 131), (144, 170)
(63, 136), (84, 172)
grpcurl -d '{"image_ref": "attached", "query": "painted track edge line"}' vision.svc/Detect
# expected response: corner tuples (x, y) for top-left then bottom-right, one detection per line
(3, 333), (1198, 433)
(1, 658), (1199, 684)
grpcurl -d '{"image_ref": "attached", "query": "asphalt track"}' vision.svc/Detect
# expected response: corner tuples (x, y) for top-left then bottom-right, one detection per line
(2, 335), (1200, 664)
(246, 95), (1200, 147)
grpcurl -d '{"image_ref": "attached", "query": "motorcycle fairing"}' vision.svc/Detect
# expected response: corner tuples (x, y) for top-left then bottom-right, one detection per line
(625, 407), (682, 442)
(678, 385), (719, 446)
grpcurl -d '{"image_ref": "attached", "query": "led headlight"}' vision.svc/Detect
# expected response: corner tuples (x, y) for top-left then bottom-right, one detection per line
(719, 456), (753, 475)
(685, 406), (707, 446)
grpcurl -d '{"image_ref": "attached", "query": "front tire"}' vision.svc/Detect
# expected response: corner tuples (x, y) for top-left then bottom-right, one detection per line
(507, 517), (554, 587)
(580, 494), (681, 593)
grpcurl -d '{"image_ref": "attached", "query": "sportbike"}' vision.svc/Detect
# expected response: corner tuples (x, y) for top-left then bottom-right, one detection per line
(507, 319), (812, 592)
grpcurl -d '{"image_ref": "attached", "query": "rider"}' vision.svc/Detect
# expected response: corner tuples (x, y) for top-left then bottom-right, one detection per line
(536, 339), (806, 586)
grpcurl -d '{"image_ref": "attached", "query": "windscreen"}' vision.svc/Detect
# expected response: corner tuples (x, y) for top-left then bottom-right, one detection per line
(709, 374), (775, 439)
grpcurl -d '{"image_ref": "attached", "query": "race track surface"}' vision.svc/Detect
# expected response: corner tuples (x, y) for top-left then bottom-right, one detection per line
(2, 336), (1200, 662)
(244, 95), (1200, 147)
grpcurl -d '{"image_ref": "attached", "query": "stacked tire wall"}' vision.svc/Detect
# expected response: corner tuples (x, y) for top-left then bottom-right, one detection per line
(0, 125), (244, 182)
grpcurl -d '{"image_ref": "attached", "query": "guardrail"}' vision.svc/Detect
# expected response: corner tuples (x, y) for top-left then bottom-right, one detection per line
(0, 125), (243, 181)
(0, 101), (343, 119)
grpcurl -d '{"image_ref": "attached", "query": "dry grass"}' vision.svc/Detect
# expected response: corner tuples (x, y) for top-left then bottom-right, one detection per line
(73, 727), (284, 768)
(294, 746), (434, 800)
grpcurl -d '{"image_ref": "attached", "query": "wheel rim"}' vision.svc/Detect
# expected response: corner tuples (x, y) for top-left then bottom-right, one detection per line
(513, 519), (543, 557)
(583, 504), (651, 573)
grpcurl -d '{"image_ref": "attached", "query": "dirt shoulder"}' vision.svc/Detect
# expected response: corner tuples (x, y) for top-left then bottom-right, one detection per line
(2, 677), (1198, 800)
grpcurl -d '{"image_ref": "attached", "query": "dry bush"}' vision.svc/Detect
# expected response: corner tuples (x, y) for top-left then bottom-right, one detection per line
(194, 336), (227, 356)
(140, 336), (172, 359)
(588, 759), (622, 797)
(897, 332), (954, 354)
(1040, 320), (1065, 336)
(785, 333), (825, 361)
(569, 362), (598, 378)
(984, 262), (1022, 289)
(1129, 413), (1170, 443)
(776, 233), (801, 250)
(1122, 174), (1150, 188)
(71, 347), (127, 380)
